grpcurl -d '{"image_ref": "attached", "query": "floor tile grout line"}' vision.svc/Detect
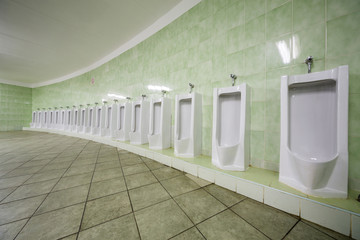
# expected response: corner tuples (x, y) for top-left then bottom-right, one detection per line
(12, 139), (92, 240)
(0, 143), (81, 204)
(146, 164), (208, 239)
(300, 220), (340, 240)
(281, 219), (301, 240)
(116, 147), (143, 240)
(75, 143), (107, 240)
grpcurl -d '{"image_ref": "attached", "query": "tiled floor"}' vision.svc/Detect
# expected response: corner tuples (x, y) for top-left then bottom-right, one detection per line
(0, 131), (353, 240)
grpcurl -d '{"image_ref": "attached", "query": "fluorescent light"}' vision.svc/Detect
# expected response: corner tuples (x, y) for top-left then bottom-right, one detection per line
(276, 40), (291, 64)
(147, 85), (171, 91)
(107, 93), (126, 99)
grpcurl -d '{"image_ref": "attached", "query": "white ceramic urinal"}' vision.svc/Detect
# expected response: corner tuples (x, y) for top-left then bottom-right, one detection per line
(77, 106), (87, 133)
(45, 110), (52, 129)
(279, 65), (349, 198)
(101, 103), (117, 137)
(92, 104), (105, 136)
(30, 111), (37, 128)
(54, 110), (60, 129)
(85, 105), (95, 134)
(112, 102), (132, 141)
(129, 98), (150, 144)
(59, 109), (66, 130)
(212, 83), (250, 171)
(36, 111), (42, 128)
(64, 108), (73, 131)
(174, 92), (202, 157)
(71, 108), (79, 132)
(148, 97), (171, 150)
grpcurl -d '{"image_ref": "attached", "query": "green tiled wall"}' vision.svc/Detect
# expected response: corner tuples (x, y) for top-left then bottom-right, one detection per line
(0, 83), (32, 131)
(32, 0), (360, 188)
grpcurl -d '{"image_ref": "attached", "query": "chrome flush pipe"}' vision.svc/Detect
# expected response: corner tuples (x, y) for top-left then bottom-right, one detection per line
(189, 83), (194, 93)
(230, 74), (237, 86)
(305, 56), (313, 73)
(162, 90), (167, 97)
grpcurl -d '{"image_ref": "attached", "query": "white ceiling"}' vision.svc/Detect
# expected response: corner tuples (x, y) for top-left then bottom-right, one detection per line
(0, 0), (199, 87)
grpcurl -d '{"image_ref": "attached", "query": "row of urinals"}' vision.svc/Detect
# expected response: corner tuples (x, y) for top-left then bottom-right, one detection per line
(30, 66), (349, 198)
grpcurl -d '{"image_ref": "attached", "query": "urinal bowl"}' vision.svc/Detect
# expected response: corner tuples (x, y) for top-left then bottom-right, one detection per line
(148, 134), (162, 150)
(174, 138), (193, 157)
(214, 142), (245, 170)
(290, 150), (337, 190)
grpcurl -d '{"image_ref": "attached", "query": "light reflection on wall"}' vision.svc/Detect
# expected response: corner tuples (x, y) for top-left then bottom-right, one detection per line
(147, 85), (172, 92)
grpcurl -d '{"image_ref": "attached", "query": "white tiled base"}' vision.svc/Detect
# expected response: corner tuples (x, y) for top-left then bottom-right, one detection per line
(23, 127), (359, 238)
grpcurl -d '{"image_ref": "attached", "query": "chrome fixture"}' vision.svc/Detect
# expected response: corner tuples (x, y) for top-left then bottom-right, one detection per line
(162, 90), (167, 96)
(66, 106), (70, 109)
(87, 104), (91, 107)
(113, 99), (118, 103)
(79, 104), (83, 108)
(230, 74), (237, 86)
(304, 56), (313, 73)
(102, 100), (107, 104)
(94, 102), (98, 106)
(126, 97), (132, 102)
(72, 105), (76, 108)
(189, 83), (194, 93)
(141, 94), (146, 100)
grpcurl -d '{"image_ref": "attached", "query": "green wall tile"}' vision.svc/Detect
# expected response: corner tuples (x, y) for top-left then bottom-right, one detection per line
(293, 0), (325, 31)
(266, 2), (292, 40)
(266, 34), (292, 70)
(245, 0), (265, 22)
(349, 94), (360, 137)
(244, 43), (266, 75)
(264, 130), (280, 163)
(250, 130), (265, 160)
(250, 101), (265, 131)
(327, 12), (360, 58)
(245, 14), (265, 48)
(327, 0), (360, 21)
(266, 0), (289, 11)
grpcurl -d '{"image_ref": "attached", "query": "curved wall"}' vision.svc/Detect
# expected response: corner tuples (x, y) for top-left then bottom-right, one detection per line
(31, 0), (360, 189)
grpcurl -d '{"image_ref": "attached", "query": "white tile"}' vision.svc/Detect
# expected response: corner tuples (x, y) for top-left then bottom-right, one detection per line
(172, 158), (184, 171)
(183, 162), (197, 176)
(236, 179), (263, 202)
(198, 167), (215, 183)
(215, 172), (237, 191)
(352, 214), (360, 240)
(264, 187), (299, 216)
(300, 199), (351, 236)
(144, 150), (154, 159)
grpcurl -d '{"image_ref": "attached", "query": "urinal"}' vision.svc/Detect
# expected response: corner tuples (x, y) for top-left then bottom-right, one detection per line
(71, 108), (79, 132)
(101, 103), (117, 137)
(77, 106), (87, 133)
(148, 97), (171, 150)
(36, 111), (42, 128)
(54, 109), (60, 129)
(129, 98), (150, 144)
(45, 110), (52, 129)
(174, 92), (202, 157)
(91, 104), (105, 136)
(279, 65), (349, 198)
(85, 105), (95, 134)
(112, 102), (132, 141)
(212, 83), (250, 171)
(30, 111), (37, 128)
(65, 107), (74, 131)
(58, 109), (66, 130)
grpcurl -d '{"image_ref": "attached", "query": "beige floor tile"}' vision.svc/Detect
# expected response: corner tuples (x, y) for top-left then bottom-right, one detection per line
(78, 214), (140, 240)
(0, 219), (28, 240)
(39, 161), (72, 172)
(92, 168), (123, 182)
(152, 167), (183, 181)
(125, 171), (158, 189)
(24, 168), (66, 184)
(284, 221), (333, 240)
(143, 159), (164, 170)
(122, 163), (149, 176)
(0, 187), (16, 202)
(175, 189), (226, 224)
(0, 175), (32, 189)
(129, 183), (171, 211)
(204, 184), (246, 207)
(231, 198), (298, 239)
(185, 174), (211, 187)
(36, 184), (90, 215)
(171, 227), (205, 240)
(135, 199), (193, 240)
(302, 220), (352, 240)
(88, 177), (126, 200)
(64, 164), (95, 177)
(53, 173), (92, 191)
(3, 179), (58, 203)
(0, 195), (46, 225)
(21, 159), (52, 168)
(161, 175), (200, 197)
(16, 203), (85, 240)
(4, 166), (43, 178)
(197, 210), (268, 240)
(120, 157), (143, 167)
(81, 191), (131, 230)
(95, 161), (121, 171)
